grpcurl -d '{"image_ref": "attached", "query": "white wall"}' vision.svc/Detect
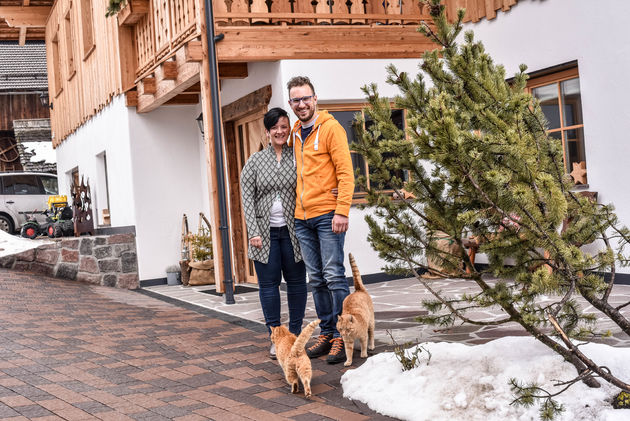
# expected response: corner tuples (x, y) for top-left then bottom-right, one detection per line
(56, 96), (211, 281)
(128, 104), (208, 280)
(55, 96), (136, 228)
(467, 0), (630, 272)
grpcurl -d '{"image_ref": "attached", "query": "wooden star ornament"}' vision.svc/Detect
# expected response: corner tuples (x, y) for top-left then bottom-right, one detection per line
(570, 161), (587, 185)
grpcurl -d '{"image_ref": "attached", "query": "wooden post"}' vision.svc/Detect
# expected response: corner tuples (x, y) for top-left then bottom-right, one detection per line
(197, 0), (232, 295)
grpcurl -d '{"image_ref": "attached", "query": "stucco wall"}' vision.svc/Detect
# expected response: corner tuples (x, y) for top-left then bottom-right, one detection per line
(55, 97), (211, 281)
(127, 104), (209, 281)
(55, 95), (136, 228)
(466, 0), (630, 273)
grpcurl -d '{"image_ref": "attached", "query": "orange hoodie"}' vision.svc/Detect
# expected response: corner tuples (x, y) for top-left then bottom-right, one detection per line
(290, 110), (355, 220)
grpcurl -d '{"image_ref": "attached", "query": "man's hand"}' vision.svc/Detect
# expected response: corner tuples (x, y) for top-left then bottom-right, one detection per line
(249, 236), (263, 249)
(332, 214), (349, 233)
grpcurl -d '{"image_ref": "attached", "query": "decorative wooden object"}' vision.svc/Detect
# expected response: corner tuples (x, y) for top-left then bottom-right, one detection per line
(570, 161), (587, 185)
(70, 175), (95, 236)
(180, 213), (191, 285)
(0, 136), (21, 171)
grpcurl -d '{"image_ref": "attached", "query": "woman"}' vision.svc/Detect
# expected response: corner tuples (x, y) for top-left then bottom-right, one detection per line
(240, 107), (307, 359)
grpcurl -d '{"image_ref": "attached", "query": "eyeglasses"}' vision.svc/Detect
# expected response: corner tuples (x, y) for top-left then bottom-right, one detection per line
(289, 95), (314, 106)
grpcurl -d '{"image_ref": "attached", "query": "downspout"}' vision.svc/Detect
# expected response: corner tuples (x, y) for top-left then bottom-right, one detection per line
(203, 0), (235, 304)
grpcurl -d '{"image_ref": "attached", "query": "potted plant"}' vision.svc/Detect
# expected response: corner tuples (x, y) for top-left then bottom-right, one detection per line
(165, 265), (182, 286)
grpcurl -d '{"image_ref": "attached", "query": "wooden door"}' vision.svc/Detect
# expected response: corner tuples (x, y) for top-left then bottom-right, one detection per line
(228, 111), (266, 285)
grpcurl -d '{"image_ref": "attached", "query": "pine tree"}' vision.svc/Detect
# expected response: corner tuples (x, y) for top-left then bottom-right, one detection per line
(353, 1), (630, 418)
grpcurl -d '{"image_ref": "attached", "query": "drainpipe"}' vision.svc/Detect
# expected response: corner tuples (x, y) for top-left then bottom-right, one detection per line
(203, 0), (235, 305)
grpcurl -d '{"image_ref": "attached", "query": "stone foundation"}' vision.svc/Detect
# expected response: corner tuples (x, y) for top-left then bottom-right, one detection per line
(0, 233), (139, 289)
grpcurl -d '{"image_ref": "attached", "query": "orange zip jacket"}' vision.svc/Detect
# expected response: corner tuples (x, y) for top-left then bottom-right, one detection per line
(290, 110), (355, 220)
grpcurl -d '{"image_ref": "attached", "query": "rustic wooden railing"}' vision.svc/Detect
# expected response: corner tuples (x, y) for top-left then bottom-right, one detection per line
(213, 0), (430, 26)
(131, 0), (201, 78)
(129, 0), (519, 78)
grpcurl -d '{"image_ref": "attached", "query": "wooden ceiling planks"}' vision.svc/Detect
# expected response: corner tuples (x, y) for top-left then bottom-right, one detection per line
(0, 0), (53, 42)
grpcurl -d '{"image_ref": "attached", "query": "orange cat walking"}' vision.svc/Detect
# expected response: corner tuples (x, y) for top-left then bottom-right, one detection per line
(270, 319), (320, 398)
(336, 253), (375, 366)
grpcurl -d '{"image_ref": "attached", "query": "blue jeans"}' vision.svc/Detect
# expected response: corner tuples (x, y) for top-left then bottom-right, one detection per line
(253, 226), (307, 336)
(295, 211), (349, 337)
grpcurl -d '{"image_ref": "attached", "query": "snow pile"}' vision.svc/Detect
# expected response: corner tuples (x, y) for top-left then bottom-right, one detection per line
(341, 336), (630, 421)
(0, 229), (51, 258)
(21, 141), (56, 164)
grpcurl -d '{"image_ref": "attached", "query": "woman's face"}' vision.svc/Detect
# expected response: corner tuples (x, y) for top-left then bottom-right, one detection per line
(267, 116), (290, 148)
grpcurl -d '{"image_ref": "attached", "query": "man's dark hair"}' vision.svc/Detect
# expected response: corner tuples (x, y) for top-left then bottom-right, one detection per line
(287, 76), (316, 95)
(263, 107), (289, 131)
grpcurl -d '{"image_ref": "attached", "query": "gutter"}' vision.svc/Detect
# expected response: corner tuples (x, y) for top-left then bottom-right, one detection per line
(203, 0), (235, 305)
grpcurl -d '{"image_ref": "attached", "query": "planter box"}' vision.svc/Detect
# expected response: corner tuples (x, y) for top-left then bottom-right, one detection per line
(118, 0), (150, 26)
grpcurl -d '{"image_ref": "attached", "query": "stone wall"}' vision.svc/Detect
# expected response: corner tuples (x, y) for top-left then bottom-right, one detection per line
(0, 234), (139, 289)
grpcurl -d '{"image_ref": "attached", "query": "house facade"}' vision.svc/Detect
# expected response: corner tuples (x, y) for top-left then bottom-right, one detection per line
(1, 0), (628, 290)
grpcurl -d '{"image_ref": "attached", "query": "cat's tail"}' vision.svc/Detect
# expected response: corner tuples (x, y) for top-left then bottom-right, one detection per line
(290, 319), (321, 358)
(349, 253), (366, 292)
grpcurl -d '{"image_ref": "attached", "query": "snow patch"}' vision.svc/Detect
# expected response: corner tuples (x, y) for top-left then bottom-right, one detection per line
(341, 336), (630, 421)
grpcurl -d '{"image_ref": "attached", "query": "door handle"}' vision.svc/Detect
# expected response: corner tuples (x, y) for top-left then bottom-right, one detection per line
(6, 201), (14, 204)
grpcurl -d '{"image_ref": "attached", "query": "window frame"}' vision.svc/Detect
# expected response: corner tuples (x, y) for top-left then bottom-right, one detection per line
(51, 30), (63, 97)
(324, 103), (408, 205)
(80, 0), (96, 60)
(64, 8), (76, 81)
(525, 66), (587, 183)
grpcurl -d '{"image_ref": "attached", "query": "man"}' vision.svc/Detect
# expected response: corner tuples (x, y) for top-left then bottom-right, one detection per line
(287, 76), (355, 364)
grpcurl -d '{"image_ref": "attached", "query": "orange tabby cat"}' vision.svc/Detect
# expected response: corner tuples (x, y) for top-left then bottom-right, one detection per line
(336, 253), (375, 367)
(270, 319), (320, 398)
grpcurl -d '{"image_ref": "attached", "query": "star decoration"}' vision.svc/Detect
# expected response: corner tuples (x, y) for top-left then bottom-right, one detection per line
(570, 161), (587, 185)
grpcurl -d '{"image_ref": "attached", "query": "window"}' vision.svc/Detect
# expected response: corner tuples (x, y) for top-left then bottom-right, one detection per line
(80, 0), (95, 59)
(64, 9), (76, 79)
(328, 106), (407, 201)
(527, 67), (587, 184)
(40, 176), (59, 195)
(95, 152), (111, 226)
(2, 175), (45, 195)
(51, 32), (63, 96)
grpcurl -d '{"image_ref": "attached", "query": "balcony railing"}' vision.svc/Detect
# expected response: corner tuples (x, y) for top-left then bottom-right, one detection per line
(133, 0), (201, 78)
(213, 0), (429, 26)
(129, 0), (519, 79)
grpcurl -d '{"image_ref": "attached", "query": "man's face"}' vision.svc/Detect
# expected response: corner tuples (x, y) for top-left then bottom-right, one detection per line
(288, 85), (317, 123)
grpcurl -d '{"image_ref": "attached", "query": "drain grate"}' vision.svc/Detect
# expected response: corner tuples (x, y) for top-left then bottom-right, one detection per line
(199, 286), (259, 296)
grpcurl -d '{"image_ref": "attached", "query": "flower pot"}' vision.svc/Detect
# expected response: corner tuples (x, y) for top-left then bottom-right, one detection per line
(166, 271), (181, 286)
(118, 0), (150, 26)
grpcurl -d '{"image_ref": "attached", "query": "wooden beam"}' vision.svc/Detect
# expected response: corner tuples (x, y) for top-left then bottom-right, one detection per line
(185, 41), (203, 62)
(125, 90), (138, 107)
(218, 63), (248, 79)
(161, 61), (178, 80)
(165, 93), (199, 105)
(138, 77), (156, 95)
(0, 6), (50, 27)
(222, 85), (272, 122)
(18, 26), (26, 45)
(215, 26), (436, 62)
(137, 43), (201, 113)
(23, 0), (31, 6)
(184, 82), (201, 93)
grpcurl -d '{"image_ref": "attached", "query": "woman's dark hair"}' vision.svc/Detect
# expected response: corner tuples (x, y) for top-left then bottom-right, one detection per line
(263, 107), (289, 131)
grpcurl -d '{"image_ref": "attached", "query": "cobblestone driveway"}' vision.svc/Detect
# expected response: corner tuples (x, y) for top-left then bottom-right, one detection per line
(0, 269), (393, 421)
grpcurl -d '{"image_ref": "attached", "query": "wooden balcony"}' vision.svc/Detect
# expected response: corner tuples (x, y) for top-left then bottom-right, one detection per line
(123, 0), (520, 111)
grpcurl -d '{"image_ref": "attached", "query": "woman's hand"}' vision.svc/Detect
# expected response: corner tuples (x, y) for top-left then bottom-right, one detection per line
(249, 236), (263, 249)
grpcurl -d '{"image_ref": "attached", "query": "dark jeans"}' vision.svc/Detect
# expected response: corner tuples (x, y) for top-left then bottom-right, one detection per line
(295, 211), (349, 337)
(253, 226), (307, 336)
